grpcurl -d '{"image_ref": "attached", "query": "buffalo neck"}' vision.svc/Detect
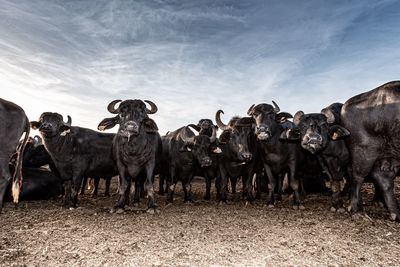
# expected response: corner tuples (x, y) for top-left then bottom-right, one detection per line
(42, 133), (71, 159)
(118, 127), (151, 154)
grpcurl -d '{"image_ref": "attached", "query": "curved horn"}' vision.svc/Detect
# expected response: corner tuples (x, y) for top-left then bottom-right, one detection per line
(181, 127), (195, 144)
(272, 101), (280, 113)
(215, 110), (230, 131)
(107, 100), (122, 114)
(293, 111), (304, 126)
(321, 108), (335, 124)
(188, 124), (201, 132)
(144, 100), (158, 114)
(210, 126), (217, 143)
(247, 104), (255, 116)
(64, 115), (72, 126)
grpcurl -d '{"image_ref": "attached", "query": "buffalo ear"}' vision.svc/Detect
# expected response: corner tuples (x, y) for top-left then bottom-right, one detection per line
(293, 111), (304, 126)
(98, 116), (119, 131)
(143, 118), (159, 133)
(279, 128), (301, 142)
(30, 121), (41, 130)
(219, 130), (231, 144)
(329, 125), (350, 140)
(276, 112), (293, 122)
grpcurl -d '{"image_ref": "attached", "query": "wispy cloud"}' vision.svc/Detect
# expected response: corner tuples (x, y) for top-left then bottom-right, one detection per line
(1, 0), (399, 132)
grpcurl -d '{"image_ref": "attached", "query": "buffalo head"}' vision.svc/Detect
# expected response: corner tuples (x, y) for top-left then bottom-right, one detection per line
(188, 119), (216, 137)
(247, 101), (293, 141)
(216, 110), (255, 162)
(98, 99), (158, 138)
(30, 112), (72, 138)
(180, 125), (220, 167)
(280, 110), (350, 154)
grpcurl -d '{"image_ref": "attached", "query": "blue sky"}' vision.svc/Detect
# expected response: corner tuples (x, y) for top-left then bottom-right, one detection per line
(1, 0), (399, 133)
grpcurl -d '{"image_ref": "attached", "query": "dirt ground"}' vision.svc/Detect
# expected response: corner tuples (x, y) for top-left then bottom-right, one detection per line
(1, 178), (400, 267)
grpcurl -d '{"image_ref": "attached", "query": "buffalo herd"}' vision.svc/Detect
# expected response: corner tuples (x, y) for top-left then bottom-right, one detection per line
(1, 81), (400, 221)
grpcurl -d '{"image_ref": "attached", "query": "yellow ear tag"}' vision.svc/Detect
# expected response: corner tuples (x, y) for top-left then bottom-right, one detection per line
(213, 147), (222, 154)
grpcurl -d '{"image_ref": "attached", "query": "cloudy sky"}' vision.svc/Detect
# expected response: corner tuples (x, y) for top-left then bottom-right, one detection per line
(1, 0), (399, 133)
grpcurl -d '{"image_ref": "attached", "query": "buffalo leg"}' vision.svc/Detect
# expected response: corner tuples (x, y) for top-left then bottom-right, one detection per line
(182, 174), (194, 203)
(288, 163), (302, 209)
(133, 176), (142, 206)
(144, 161), (156, 211)
(349, 154), (376, 214)
(264, 165), (276, 206)
(71, 173), (85, 207)
(218, 165), (228, 203)
(92, 177), (100, 197)
(166, 165), (176, 204)
(104, 177), (111, 197)
(114, 165), (130, 210)
(63, 180), (73, 207)
(204, 175), (211, 200)
(230, 177), (237, 194)
(245, 172), (254, 203)
(0, 160), (11, 211)
(276, 173), (284, 201)
(255, 172), (262, 199)
(373, 172), (399, 221)
(215, 174), (221, 200)
(158, 175), (165, 195)
(80, 176), (88, 195)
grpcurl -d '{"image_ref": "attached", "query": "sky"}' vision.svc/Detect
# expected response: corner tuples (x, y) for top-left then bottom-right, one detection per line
(1, 0), (400, 134)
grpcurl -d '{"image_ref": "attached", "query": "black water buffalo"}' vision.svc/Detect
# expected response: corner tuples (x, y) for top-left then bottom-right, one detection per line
(163, 125), (219, 203)
(215, 111), (257, 203)
(247, 102), (303, 209)
(0, 98), (30, 211)
(6, 166), (63, 202)
(158, 119), (219, 197)
(190, 119), (221, 200)
(341, 81), (400, 220)
(30, 113), (118, 207)
(280, 105), (351, 211)
(98, 99), (160, 213)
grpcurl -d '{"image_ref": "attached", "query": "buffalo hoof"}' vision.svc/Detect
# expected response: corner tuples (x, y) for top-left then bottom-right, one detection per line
(268, 204), (275, 208)
(184, 201), (194, 205)
(351, 213), (372, 222)
(245, 201), (254, 207)
(147, 208), (160, 214)
(330, 207), (337, 213)
(293, 205), (299, 210)
(110, 207), (124, 214)
(337, 207), (346, 214)
(116, 208), (125, 214)
(133, 202), (140, 208)
(390, 213), (399, 222)
(299, 205), (305, 210)
(218, 201), (227, 206)
(347, 205), (352, 213)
